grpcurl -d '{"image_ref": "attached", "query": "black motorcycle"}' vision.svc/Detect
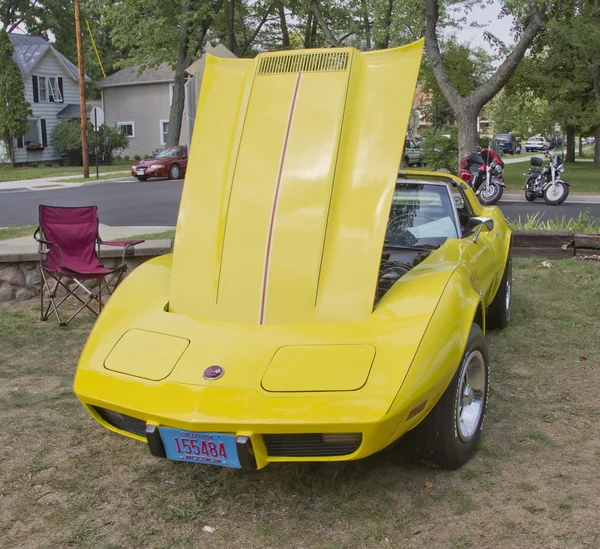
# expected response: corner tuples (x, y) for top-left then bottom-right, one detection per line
(523, 152), (569, 205)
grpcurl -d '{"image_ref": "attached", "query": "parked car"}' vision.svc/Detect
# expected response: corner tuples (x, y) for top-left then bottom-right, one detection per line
(525, 136), (550, 152)
(74, 44), (512, 472)
(131, 146), (188, 181)
(493, 133), (521, 155)
(547, 136), (556, 149)
(403, 137), (422, 166)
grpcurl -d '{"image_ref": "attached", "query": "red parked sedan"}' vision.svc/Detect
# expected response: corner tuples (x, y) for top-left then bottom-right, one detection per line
(131, 146), (188, 181)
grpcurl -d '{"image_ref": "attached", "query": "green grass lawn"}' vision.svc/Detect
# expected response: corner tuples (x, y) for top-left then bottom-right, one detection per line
(54, 171), (131, 183)
(1, 258), (599, 549)
(0, 160), (131, 183)
(0, 224), (37, 241)
(502, 160), (600, 193)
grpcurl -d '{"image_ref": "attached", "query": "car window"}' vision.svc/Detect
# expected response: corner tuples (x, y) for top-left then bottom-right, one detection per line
(152, 147), (182, 158)
(450, 184), (476, 235)
(385, 183), (459, 247)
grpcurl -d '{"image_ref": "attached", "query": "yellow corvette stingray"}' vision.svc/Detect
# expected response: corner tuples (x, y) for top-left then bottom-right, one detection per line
(74, 40), (511, 470)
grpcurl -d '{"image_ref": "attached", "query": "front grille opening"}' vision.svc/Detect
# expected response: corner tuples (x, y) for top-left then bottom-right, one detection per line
(93, 406), (146, 438)
(258, 51), (350, 75)
(263, 433), (362, 457)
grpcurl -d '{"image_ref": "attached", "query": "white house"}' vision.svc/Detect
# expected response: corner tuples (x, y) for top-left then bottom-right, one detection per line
(97, 43), (235, 158)
(7, 33), (90, 165)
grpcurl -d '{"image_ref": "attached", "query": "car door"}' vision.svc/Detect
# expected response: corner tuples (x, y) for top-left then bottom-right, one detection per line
(452, 184), (504, 303)
(406, 140), (419, 165)
(180, 148), (189, 175)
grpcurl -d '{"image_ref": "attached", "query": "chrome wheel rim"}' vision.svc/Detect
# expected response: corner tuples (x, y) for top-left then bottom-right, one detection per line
(170, 166), (179, 178)
(546, 183), (565, 201)
(456, 350), (486, 442)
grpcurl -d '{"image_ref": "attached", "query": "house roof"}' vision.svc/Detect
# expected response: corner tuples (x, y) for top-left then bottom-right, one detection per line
(96, 63), (175, 88)
(56, 101), (102, 119)
(8, 32), (88, 81)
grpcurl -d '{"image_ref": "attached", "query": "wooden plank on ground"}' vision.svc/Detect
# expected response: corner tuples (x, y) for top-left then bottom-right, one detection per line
(512, 246), (575, 259)
(574, 233), (600, 250)
(512, 230), (574, 248)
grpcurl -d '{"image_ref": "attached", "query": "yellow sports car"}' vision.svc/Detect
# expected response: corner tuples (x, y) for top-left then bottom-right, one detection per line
(74, 40), (512, 470)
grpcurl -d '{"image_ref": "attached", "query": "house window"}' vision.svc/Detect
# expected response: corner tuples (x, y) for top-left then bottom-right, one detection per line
(160, 120), (169, 145)
(118, 122), (135, 138)
(48, 77), (63, 103)
(38, 77), (47, 102)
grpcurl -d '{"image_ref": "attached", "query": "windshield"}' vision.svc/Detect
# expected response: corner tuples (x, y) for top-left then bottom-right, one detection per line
(385, 183), (459, 248)
(152, 148), (183, 158)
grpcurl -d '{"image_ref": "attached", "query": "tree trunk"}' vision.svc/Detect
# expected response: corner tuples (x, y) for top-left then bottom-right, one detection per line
(166, 2), (192, 147)
(7, 137), (15, 168)
(312, 0), (342, 47)
(595, 125), (600, 167)
(376, 0), (394, 49)
(456, 106), (479, 161)
(578, 135), (583, 157)
(361, 0), (371, 50)
(304, 12), (313, 48)
(227, 0), (240, 56)
(279, 4), (290, 48)
(566, 125), (575, 163)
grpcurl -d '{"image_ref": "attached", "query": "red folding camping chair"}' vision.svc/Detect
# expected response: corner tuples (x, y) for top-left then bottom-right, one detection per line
(34, 205), (144, 326)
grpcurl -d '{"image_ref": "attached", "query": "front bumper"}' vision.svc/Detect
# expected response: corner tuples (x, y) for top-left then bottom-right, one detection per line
(76, 368), (428, 469)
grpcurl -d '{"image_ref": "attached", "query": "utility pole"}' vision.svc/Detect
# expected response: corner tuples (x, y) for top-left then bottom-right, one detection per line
(74, 0), (89, 177)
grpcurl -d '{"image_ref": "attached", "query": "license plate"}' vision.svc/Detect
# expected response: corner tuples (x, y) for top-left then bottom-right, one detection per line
(136, 169), (145, 175)
(160, 427), (241, 468)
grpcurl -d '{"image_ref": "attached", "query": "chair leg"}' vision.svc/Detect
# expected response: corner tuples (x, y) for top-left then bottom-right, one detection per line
(98, 277), (102, 313)
(40, 270), (63, 324)
(39, 267), (44, 321)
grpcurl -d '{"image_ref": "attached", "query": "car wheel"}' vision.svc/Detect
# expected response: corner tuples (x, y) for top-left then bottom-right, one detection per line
(525, 148), (530, 152)
(168, 163), (181, 180)
(407, 324), (489, 469)
(136, 176), (148, 181)
(487, 254), (512, 329)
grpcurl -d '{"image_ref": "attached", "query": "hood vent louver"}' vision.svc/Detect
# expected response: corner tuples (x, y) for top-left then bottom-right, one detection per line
(258, 51), (350, 75)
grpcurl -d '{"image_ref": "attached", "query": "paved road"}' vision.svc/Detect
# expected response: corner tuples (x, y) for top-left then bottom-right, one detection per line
(1, 177), (599, 227)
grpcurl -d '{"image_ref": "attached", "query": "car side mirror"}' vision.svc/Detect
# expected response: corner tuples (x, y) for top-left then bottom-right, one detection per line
(468, 217), (494, 243)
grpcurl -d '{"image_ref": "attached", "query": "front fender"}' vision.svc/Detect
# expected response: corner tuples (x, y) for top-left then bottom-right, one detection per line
(384, 264), (483, 444)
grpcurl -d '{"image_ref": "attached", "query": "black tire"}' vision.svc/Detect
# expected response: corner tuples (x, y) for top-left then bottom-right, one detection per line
(487, 254), (512, 329)
(136, 176), (148, 181)
(543, 181), (569, 206)
(168, 163), (181, 180)
(525, 191), (536, 202)
(478, 182), (503, 205)
(407, 324), (489, 469)
(525, 148), (530, 152)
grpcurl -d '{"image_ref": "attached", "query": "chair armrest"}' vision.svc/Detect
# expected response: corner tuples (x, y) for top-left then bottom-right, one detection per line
(34, 227), (65, 265)
(100, 240), (145, 264)
(101, 240), (145, 247)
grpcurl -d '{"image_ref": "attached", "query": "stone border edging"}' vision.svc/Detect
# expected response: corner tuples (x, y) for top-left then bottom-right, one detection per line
(1, 232), (598, 303)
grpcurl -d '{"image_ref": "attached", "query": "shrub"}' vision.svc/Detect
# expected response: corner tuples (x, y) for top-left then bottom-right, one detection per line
(508, 210), (600, 233)
(134, 154), (141, 161)
(421, 127), (459, 173)
(51, 121), (129, 164)
(124, 155), (130, 161)
(143, 154), (150, 159)
(479, 136), (491, 148)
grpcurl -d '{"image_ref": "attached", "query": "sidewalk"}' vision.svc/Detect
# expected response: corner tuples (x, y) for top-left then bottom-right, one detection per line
(0, 171), (130, 192)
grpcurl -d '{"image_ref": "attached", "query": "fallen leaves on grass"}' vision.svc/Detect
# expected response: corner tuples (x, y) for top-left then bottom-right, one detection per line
(425, 481), (433, 489)
(538, 261), (553, 269)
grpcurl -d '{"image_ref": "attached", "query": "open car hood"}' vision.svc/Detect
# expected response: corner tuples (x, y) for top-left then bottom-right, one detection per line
(170, 42), (424, 325)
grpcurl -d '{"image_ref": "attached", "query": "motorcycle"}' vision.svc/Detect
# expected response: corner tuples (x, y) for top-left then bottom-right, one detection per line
(523, 152), (569, 205)
(459, 141), (506, 206)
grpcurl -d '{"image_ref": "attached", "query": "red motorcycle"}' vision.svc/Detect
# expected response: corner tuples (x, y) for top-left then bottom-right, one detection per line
(459, 144), (505, 205)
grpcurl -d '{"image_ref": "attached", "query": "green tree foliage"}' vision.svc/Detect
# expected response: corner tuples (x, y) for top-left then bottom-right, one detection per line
(420, 126), (459, 173)
(488, 88), (553, 138)
(51, 120), (129, 164)
(0, 29), (32, 166)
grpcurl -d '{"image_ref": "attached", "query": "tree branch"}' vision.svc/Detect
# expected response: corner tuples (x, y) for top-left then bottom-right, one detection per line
(470, 1), (546, 108)
(240, 2), (275, 56)
(424, 0), (463, 111)
(311, 0), (342, 47)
